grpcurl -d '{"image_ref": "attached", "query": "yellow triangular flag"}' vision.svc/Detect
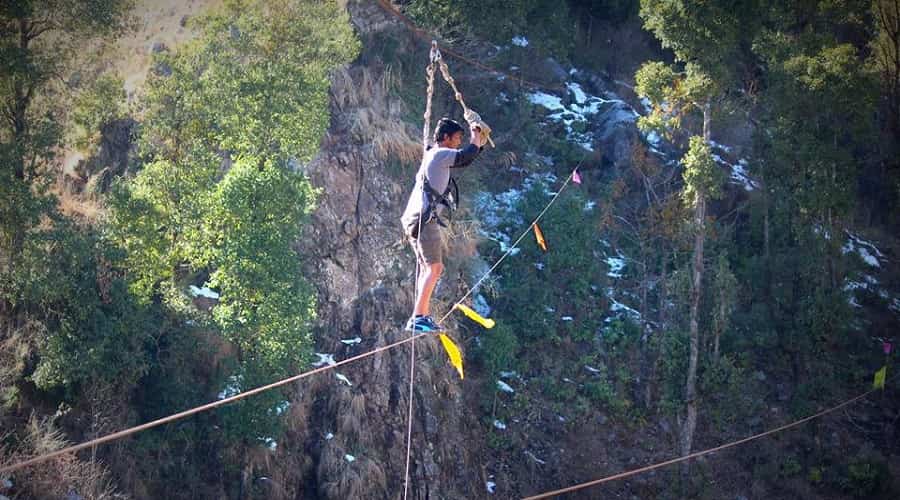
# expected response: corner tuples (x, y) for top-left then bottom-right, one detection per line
(454, 303), (495, 329)
(873, 365), (887, 390)
(438, 333), (464, 379)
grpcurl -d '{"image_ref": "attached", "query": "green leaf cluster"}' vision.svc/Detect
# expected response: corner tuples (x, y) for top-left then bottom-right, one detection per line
(405, 0), (576, 56)
(106, 0), (359, 442)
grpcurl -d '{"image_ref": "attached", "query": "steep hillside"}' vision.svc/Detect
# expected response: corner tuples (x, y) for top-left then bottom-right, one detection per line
(2, 1), (898, 499)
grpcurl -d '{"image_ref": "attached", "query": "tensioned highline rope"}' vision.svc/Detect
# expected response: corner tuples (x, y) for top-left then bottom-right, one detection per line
(0, 333), (424, 474)
(437, 161), (582, 325)
(522, 376), (894, 499)
(1, 161), (583, 475)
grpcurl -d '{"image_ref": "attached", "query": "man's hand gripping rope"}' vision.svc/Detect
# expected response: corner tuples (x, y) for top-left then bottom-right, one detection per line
(430, 41), (494, 148)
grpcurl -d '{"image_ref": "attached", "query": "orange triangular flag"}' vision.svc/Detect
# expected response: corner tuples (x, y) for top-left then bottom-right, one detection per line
(534, 223), (548, 252)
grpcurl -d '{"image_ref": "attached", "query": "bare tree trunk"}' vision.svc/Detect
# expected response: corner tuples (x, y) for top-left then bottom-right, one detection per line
(640, 253), (648, 319)
(681, 102), (711, 476)
(702, 102), (711, 141)
(645, 250), (667, 412)
(239, 451), (251, 500)
(713, 307), (722, 362)
(587, 15), (593, 46)
(8, 18), (35, 261)
(680, 195), (706, 475)
(658, 253), (668, 325)
(763, 186), (770, 261)
(875, 0), (900, 139)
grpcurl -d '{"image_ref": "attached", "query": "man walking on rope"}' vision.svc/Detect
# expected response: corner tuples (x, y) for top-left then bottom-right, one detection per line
(402, 118), (485, 332)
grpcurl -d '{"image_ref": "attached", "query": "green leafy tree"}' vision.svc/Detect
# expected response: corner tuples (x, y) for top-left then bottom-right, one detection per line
(489, 177), (605, 345)
(405, 0), (576, 56)
(0, 0), (150, 402)
(108, 0), (359, 445)
(70, 73), (128, 152)
(750, 3), (876, 368)
(870, 0), (900, 139)
(756, 38), (874, 234)
(0, 0), (133, 262)
(868, 0), (900, 226)
(204, 157), (319, 375)
(637, 0), (745, 469)
(711, 253), (737, 361)
(639, 0), (760, 82)
(25, 225), (155, 393)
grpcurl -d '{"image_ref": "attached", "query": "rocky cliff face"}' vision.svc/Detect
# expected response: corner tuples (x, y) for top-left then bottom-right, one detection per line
(40, 1), (898, 498)
(279, 2), (488, 498)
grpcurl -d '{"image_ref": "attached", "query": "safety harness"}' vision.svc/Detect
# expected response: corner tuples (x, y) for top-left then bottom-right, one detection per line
(412, 172), (459, 237)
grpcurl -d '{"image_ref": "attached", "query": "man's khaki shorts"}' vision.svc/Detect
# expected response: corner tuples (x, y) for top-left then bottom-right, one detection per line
(409, 222), (442, 266)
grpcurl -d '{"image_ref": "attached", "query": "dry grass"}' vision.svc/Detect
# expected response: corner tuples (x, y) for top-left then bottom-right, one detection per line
(332, 392), (367, 441)
(0, 320), (42, 409)
(332, 65), (421, 165)
(114, 0), (223, 97)
(255, 442), (313, 500)
(54, 0), (222, 208)
(319, 451), (387, 500)
(55, 184), (106, 222)
(0, 415), (126, 499)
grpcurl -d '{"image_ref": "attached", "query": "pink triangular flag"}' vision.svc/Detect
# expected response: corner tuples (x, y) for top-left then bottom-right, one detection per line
(572, 169), (582, 184)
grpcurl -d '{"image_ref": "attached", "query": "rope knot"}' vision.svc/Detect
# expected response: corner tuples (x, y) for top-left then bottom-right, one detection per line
(464, 109), (495, 148)
(430, 40), (442, 63)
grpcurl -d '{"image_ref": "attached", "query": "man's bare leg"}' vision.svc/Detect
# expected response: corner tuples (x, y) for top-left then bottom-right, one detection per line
(414, 262), (443, 317)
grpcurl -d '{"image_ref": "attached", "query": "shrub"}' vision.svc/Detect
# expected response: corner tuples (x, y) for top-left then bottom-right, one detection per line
(839, 454), (890, 498)
(477, 323), (520, 377)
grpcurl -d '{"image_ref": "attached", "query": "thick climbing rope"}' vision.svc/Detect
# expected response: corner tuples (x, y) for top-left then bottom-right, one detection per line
(0, 333), (424, 474)
(402, 332), (416, 500)
(403, 239), (421, 500)
(422, 49), (436, 149)
(423, 41), (495, 148)
(403, 131), (429, 500)
(521, 377), (896, 499)
(430, 42), (495, 148)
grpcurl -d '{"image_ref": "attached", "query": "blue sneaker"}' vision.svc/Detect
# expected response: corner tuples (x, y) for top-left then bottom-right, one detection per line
(412, 315), (441, 333)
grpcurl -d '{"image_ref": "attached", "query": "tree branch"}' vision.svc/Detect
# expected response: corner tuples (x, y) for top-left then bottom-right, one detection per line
(23, 79), (37, 106)
(1, 100), (13, 123)
(46, 69), (76, 91)
(28, 23), (56, 40)
(25, 151), (40, 184)
(876, 1), (899, 46)
(893, 0), (900, 36)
